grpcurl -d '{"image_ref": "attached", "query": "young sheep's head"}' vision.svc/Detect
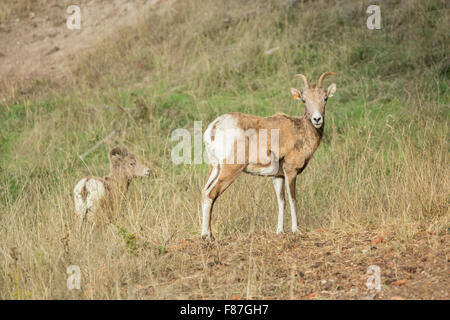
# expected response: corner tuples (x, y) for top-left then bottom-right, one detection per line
(109, 147), (150, 178)
(291, 72), (336, 129)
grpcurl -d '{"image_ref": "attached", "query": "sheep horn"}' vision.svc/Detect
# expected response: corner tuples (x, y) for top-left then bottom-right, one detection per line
(295, 74), (309, 89)
(317, 72), (335, 88)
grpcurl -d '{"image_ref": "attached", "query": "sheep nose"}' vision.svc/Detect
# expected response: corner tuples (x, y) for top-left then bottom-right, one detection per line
(313, 116), (322, 123)
(145, 168), (151, 175)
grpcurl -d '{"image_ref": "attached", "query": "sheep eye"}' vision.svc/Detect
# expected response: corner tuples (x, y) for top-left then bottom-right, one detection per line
(130, 162), (136, 167)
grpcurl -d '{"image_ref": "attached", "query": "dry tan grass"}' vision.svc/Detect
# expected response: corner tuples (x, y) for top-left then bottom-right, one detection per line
(0, 0), (448, 299)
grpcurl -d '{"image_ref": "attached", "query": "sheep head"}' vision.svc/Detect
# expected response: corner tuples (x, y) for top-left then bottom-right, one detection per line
(291, 72), (336, 129)
(109, 147), (150, 178)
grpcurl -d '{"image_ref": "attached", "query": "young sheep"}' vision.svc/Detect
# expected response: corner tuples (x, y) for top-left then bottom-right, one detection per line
(201, 72), (336, 240)
(74, 146), (150, 229)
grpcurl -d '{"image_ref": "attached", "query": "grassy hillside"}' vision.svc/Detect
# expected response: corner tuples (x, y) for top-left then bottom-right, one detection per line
(0, 0), (448, 299)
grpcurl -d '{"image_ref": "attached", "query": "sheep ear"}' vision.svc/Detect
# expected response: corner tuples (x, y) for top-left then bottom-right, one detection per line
(109, 147), (124, 159)
(290, 88), (302, 101)
(109, 147), (125, 170)
(326, 83), (336, 98)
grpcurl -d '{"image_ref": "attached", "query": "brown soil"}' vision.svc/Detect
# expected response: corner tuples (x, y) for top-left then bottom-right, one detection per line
(0, 0), (167, 97)
(153, 227), (449, 299)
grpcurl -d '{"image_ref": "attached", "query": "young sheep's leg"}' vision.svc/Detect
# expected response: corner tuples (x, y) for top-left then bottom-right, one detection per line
(272, 176), (285, 234)
(79, 210), (87, 235)
(201, 164), (244, 241)
(283, 169), (298, 233)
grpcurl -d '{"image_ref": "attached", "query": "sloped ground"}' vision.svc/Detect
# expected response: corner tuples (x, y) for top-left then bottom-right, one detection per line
(123, 227), (448, 300)
(0, 0), (448, 300)
(0, 0), (168, 97)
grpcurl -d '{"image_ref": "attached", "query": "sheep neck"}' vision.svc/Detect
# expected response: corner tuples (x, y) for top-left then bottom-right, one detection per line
(299, 114), (324, 152)
(104, 173), (132, 196)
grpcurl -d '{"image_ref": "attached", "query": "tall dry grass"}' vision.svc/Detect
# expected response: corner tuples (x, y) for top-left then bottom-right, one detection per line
(0, 0), (448, 299)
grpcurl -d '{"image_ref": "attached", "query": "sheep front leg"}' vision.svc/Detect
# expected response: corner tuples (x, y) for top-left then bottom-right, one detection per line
(272, 176), (285, 234)
(283, 169), (298, 233)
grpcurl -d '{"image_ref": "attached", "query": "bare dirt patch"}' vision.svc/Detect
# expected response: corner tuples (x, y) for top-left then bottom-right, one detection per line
(148, 227), (449, 299)
(0, 0), (168, 98)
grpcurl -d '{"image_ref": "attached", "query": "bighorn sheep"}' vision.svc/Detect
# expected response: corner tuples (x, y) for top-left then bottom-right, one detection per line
(74, 147), (150, 229)
(201, 72), (336, 240)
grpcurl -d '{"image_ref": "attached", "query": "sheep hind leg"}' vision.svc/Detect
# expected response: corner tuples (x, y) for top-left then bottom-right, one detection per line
(201, 164), (244, 241)
(201, 164), (220, 241)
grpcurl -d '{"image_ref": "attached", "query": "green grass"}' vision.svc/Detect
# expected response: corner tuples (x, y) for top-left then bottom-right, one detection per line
(0, 0), (448, 299)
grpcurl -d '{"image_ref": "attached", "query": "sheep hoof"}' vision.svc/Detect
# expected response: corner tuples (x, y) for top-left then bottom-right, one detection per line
(201, 233), (215, 242)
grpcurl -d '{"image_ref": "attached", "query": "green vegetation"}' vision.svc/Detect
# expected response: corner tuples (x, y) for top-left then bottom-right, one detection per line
(0, 0), (448, 299)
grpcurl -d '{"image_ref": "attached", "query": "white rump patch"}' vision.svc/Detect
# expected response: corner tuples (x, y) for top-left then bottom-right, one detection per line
(73, 177), (106, 218)
(204, 114), (243, 164)
(74, 178), (87, 216)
